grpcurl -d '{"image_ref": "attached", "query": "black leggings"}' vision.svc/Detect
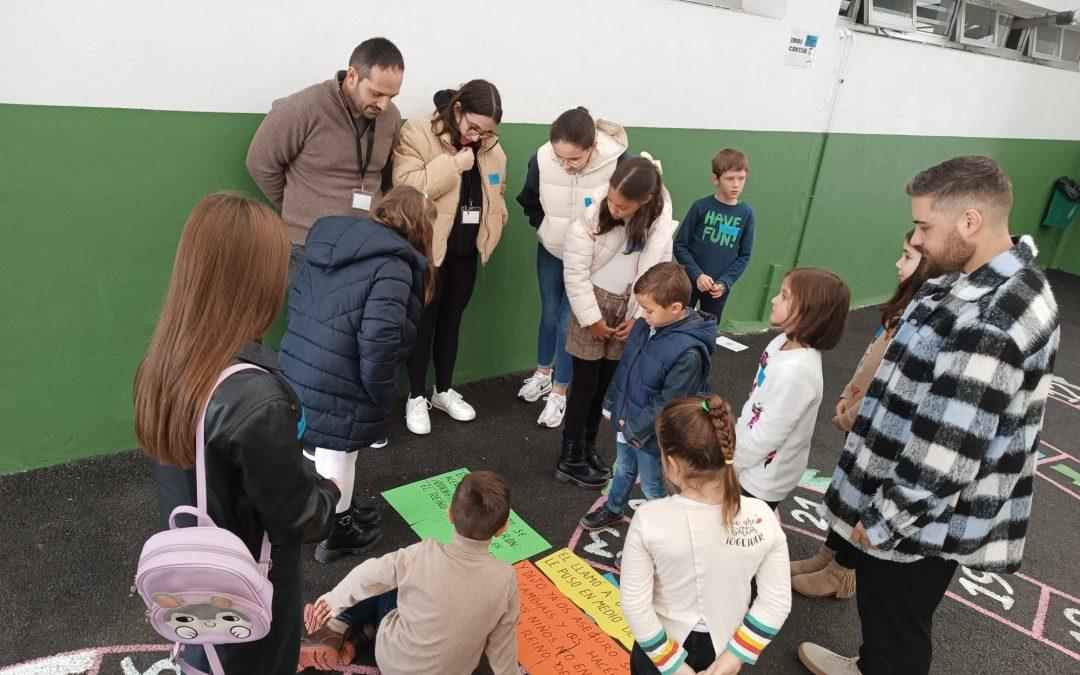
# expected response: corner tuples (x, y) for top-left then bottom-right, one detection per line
(562, 357), (619, 442)
(408, 251), (478, 397)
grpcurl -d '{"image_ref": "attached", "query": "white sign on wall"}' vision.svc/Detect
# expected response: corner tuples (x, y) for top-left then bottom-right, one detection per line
(786, 29), (819, 68)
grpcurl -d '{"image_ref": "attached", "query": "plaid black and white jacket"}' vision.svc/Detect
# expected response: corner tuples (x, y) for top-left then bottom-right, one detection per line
(821, 236), (1059, 572)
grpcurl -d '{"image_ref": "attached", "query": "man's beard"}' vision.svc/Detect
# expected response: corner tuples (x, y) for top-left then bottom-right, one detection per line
(922, 228), (975, 274)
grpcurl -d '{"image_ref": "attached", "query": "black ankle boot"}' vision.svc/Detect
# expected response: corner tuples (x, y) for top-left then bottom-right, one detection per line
(583, 426), (611, 479)
(351, 502), (379, 527)
(315, 511), (381, 564)
(555, 437), (608, 489)
(580, 506), (625, 531)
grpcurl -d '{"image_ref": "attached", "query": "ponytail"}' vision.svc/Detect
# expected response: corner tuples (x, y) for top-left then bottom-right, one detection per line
(655, 395), (741, 529)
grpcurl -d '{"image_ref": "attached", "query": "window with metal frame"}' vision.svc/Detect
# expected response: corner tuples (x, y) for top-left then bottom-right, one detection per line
(959, 0), (999, 47)
(1063, 29), (1080, 63)
(1031, 24), (1064, 60)
(866, 0), (917, 30)
(916, 0), (960, 36)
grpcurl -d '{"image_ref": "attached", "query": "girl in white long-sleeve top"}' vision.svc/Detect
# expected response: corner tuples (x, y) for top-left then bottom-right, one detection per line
(621, 395), (792, 675)
(734, 268), (851, 509)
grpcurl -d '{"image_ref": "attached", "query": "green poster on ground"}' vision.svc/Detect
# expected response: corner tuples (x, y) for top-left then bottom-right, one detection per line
(381, 468), (551, 564)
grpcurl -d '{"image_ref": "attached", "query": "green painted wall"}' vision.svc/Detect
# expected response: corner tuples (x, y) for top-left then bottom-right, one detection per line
(2, 103), (1078, 473)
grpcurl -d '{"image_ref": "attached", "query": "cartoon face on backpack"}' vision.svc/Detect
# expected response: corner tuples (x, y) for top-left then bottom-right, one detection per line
(152, 593), (253, 639)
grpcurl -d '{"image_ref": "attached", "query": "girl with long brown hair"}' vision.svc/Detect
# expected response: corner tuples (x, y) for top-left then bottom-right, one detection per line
(279, 186), (434, 564)
(789, 231), (936, 601)
(393, 79), (508, 436)
(621, 395), (792, 675)
(556, 155), (678, 489)
(136, 193), (340, 674)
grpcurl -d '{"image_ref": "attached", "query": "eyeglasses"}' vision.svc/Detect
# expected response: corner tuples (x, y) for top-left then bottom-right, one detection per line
(463, 114), (498, 140)
(551, 149), (591, 170)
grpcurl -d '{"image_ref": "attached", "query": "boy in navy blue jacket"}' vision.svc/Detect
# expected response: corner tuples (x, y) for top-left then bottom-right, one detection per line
(673, 148), (755, 326)
(579, 262), (717, 531)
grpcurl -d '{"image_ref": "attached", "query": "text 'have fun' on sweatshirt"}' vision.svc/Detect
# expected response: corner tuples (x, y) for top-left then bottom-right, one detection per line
(734, 333), (823, 503)
(673, 195), (755, 290)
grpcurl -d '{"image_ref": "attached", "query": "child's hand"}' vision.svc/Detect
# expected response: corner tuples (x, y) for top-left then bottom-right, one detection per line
(834, 399), (848, 419)
(696, 274), (715, 293)
(701, 650), (743, 674)
(305, 596), (334, 634)
(588, 320), (616, 341)
(710, 282), (726, 298)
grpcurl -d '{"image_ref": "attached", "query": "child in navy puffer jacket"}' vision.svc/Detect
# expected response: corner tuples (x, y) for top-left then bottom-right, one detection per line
(579, 261), (716, 532)
(280, 186), (434, 564)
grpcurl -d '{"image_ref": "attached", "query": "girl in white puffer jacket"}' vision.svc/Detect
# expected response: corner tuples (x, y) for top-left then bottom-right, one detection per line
(554, 154), (679, 489)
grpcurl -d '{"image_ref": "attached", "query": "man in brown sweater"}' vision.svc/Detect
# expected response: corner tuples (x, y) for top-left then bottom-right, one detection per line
(300, 471), (521, 675)
(246, 37), (404, 270)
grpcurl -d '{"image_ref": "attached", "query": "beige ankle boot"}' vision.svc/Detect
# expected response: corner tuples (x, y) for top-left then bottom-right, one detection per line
(792, 560), (856, 599)
(789, 544), (835, 576)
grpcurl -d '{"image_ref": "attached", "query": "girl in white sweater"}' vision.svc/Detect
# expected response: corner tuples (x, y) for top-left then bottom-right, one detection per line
(622, 395), (792, 674)
(734, 268), (851, 508)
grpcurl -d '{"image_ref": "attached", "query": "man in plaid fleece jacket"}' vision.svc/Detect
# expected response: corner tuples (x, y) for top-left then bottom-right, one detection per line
(799, 156), (1060, 675)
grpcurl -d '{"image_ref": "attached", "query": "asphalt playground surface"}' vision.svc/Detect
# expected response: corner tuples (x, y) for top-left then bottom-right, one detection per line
(2, 270), (1078, 674)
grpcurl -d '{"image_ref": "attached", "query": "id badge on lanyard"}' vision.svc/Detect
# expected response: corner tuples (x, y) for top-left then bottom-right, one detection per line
(461, 207), (481, 224)
(352, 188), (374, 211)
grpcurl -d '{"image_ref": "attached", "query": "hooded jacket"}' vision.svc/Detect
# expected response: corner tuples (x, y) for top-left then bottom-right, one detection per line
(563, 183), (679, 326)
(279, 216), (430, 450)
(604, 310), (717, 455)
(515, 120), (629, 259)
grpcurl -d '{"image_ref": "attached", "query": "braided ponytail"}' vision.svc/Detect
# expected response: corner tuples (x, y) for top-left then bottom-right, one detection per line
(655, 395), (742, 528)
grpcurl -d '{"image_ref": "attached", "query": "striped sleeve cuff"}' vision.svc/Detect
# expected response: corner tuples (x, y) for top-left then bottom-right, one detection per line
(727, 613), (779, 665)
(639, 629), (688, 674)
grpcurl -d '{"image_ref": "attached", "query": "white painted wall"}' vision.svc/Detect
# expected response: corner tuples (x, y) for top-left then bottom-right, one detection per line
(2, 0), (1078, 140)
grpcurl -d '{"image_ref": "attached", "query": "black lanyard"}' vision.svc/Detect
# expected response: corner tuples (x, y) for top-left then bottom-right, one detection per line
(338, 86), (377, 185)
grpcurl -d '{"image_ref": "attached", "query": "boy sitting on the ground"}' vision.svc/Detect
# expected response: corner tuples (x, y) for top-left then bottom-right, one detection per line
(298, 471), (520, 675)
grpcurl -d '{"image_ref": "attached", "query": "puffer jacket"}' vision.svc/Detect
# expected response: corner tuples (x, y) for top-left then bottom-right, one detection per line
(532, 120), (628, 259)
(604, 311), (717, 453)
(563, 183), (679, 326)
(279, 216), (429, 451)
(392, 112), (508, 266)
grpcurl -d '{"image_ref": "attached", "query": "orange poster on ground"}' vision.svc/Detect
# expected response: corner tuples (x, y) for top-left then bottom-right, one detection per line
(514, 560), (629, 675)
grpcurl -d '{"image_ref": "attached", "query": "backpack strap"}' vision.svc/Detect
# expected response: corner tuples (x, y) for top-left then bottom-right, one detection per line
(197, 363), (274, 572)
(172, 644), (224, 675)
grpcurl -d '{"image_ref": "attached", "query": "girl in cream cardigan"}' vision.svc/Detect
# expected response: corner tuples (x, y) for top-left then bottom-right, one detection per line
(621, 395), (792, 674)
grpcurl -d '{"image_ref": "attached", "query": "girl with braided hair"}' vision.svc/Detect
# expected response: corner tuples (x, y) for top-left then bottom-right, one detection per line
(621, 396), (792, 675)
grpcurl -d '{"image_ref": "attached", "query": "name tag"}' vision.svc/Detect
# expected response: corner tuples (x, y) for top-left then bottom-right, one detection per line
(351, 188), (373, 211)
(487, 173), (501, 185)
(461, 207), (481, 224)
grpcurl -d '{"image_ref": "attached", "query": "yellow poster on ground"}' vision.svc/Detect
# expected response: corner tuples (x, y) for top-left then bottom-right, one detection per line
(535, 547), (634, 649)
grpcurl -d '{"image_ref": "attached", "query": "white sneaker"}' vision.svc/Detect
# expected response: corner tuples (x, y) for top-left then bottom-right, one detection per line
(431, 388), (476, 422)
(369, 438), (388, 449)
(537, 393), (567, 428)
(405, 396), (432, 435)
(797, 643), (861, 675)
(518, 370), (552, 402)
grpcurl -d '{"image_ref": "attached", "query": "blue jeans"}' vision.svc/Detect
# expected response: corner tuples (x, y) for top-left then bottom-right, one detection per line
(536, 243), (573, 389)
(338, 589), (398, 631)
(606, 441), (667, 515)
(691, 287), (729, 325)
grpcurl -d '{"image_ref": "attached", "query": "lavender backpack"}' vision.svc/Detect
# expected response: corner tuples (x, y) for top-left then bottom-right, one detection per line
(134, 364), (274, 675)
